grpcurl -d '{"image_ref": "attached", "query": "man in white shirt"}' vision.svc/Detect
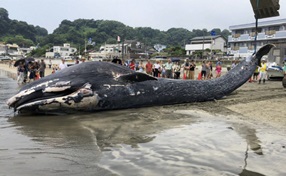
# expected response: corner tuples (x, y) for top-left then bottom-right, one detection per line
(59, 59), (68, 70)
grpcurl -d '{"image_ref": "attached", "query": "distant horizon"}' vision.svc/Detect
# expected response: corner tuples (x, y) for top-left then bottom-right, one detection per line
(1, 0), (286, 34)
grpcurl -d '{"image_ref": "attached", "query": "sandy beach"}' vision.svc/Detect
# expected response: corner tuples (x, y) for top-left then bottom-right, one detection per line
(1, 61), (286, 131)
(1, 61), (286, 176)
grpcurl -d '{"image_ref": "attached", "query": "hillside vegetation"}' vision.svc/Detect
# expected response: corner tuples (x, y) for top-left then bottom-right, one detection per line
(0, 8), (230, 56)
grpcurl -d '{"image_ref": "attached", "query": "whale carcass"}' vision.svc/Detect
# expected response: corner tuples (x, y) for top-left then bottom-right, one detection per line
(7, 44), (274, 114)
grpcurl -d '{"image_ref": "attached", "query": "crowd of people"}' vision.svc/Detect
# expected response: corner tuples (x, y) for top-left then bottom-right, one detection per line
(112, 56), (225, 80)
(16, 59), (46, 85)
(16, 58), (86, 85)
(15, 56), (281, 85)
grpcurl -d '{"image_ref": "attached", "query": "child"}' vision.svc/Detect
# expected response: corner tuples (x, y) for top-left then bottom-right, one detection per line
(215, 63), (222, 78)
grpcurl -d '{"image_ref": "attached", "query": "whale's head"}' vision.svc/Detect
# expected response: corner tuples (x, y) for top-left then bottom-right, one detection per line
(7, 80), (100, 113)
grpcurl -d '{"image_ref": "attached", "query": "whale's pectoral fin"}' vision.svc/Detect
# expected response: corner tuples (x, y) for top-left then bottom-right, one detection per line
(118, 72), (157, 83)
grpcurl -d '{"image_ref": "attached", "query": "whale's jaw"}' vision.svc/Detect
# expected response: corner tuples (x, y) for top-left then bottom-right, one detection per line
(7, 82), (100, 113)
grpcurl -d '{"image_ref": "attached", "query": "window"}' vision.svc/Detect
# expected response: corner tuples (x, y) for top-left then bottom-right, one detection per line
(60, 48), (69, 51)
(269, 26), (280, 31)
(252, 28), (262, 33)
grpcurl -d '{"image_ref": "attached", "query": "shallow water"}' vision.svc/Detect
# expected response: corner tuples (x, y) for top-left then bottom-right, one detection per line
(0, 69), (285, 176)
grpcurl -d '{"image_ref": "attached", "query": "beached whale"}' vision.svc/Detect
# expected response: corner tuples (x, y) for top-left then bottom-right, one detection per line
(7, 44), (274, 114)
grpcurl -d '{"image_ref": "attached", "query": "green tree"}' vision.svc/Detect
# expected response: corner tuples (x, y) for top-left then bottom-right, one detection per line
(0, 8), (10, 35)
(221, 29), (231, 39)
(2, 35), (34, 47)
(166, 28), (192, 47)
(164, 46), (186, 57)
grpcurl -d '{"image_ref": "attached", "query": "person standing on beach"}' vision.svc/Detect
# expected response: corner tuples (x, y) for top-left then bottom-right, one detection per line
(145, 60), (153, 75)
(17, 62), (25, 85)
(183, 59), (190, 79)
(253, 66), (259, 82)
(283, 60), (286, 75)
(189, 59), (196, 80)
(59, 59), (68, 70)
(216, 58), (222, 66)
(173, 61), (181, 79)
(258, 59), (267, 84)
(201, 60), (207, 80)
(129, 59), (135, 71)
(153, 61), (161, 77)
(48, 59), (52, 69)
(112, 56), (122, 65)
(75, 58), (80, 64)
(39, 59), (46, 78)
(215, 62), (222, 78)
(205, 61), (211, 79)
(28, 62), (35, 82)
(138, 60), (145, 72)
(163, 58), (173, 78)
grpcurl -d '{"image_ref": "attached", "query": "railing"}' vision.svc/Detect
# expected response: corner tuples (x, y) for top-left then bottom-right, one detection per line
(248, 46), (254, 50)
(232, 34), (241, 38)
(228, 30), (286, 42)
(250, 32), (256, 37)
(231, 46), (240, 51)
(265, 30), (276, 35)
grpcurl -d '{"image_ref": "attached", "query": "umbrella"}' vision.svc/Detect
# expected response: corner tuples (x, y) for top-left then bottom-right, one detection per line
(14, 58), (25, 67)
(25, 57), (35, 62)
(14, 58), (35, 67)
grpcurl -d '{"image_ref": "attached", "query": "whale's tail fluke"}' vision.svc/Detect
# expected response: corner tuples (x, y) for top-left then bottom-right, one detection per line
(254, 44), (275, 67)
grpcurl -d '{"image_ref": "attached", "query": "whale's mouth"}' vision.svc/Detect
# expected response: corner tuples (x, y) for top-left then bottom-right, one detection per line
(7, 82), (99, 113)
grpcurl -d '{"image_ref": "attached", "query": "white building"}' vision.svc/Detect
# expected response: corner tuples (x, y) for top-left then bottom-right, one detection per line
(0, 43), (7, 56)
(185, 35), (227, 55)
(0, 43), (36, 58)
(89, 44), (121, 60)
(6, 44), (21, 57)
(45, 43), (77, 58)
(228, 18), (286, 64)
(19, 46), (35, 56)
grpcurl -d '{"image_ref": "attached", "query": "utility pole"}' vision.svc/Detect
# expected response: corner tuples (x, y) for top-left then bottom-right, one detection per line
(210, 30), (216, 59)
(202, 31), (205, 59)
(121, 40), (124, 64)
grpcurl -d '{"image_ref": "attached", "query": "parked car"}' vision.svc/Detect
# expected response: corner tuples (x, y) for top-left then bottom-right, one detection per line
(0, 56), (12, 61)
(267, 64), (284, 79)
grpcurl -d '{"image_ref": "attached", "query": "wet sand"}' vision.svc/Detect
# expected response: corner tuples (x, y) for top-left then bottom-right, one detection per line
(1, 62), (286, 175)
(1, 61), (285, 131)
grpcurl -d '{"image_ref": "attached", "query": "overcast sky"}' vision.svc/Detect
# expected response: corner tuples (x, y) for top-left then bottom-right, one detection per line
(1, 0), (286, 34)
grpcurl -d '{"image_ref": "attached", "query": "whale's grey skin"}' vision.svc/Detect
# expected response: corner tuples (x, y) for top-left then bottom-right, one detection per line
(7, 44), (274, 114)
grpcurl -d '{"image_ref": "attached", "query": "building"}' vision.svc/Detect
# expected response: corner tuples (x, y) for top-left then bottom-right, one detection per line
(89, 40), (153, 61)
(228, 18), (286, 64)
(89, 44), (121, 60)
(0, 42), (7, 56)
(185, 35), (227, 56)
(6, 44), (21, 57)
(19, 47), (35, 56)
(45, 43), (77, 58)
(0, 43), (35, 58)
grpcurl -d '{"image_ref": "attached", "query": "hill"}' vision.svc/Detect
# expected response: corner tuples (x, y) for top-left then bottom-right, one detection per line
(0, 8), (230, 56)
(0, 8), (48, 47)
